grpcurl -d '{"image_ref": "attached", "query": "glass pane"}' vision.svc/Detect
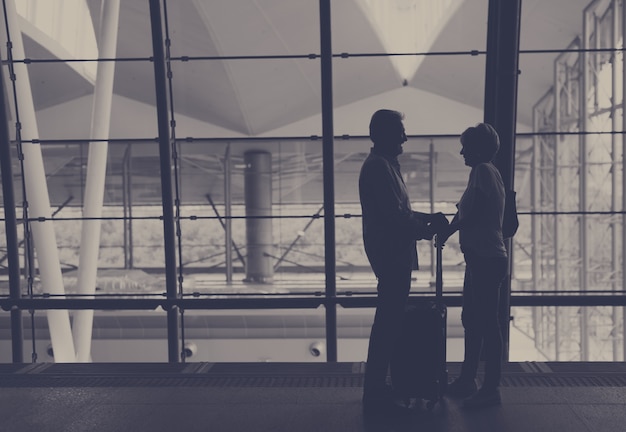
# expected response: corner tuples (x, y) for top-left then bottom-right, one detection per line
(167, 1), (320, 58)
(511, 306), (624, 361)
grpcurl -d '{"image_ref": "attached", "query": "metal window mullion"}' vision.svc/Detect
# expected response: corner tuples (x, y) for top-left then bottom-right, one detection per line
(531, 104), (542, 358)
(122, 144), (134, 269)
(149, 0), (179, 363)
(579, 7), (591, 361)
(224, 144), (233, 283)
(554, 57), (562, 361)
(621, 0), (626, 362)
(429, 140), (436, 280)
(486, 0), (522, 362)
(0, 49), (23, 363)
(531, 108), (539, 291)
(611, 0), (620, 360)
(319, 0), (337, 363)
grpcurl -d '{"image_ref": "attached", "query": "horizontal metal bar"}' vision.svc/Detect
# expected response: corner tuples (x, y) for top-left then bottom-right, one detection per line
(509, 295), (626, 307)
(2, 294), (626, 311)
(0, 297), (325, 311)
(13, 129), (626, 146)
(5, 46), (623, 66)
(339, 295), (626, 308)
(6, 209), (626, 225)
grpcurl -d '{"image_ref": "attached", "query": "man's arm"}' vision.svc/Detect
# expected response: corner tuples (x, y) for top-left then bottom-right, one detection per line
(361, 160), (418, 236)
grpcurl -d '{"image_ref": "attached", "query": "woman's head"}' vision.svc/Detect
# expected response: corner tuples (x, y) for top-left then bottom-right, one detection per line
(460, 123), (500, 167)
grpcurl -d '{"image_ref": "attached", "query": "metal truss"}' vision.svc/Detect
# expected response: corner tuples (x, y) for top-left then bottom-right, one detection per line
(531, 0), (625, 361)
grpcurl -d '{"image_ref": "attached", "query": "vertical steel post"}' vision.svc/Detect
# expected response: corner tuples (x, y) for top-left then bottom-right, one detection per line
(0, 52), (23, 363)
(122, 144), (133, 269)
(579, 7), (591, 361)
(530, 107), (538, 295)
(429, 140), (436, 279)
(622, 0), (626, 362)
(224, 144), (233, 283)
(484, 0), (522, 362)
(554, 60), (561, 361)
(149, 0), (179, 363)
(319, 0), (337, 362)
(483, 0), (499, 124)
(611, 0), (620, 360)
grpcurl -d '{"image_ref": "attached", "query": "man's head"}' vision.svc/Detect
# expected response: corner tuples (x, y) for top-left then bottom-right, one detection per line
(460, 122), (500, 167)
(369, 109), (407, 156)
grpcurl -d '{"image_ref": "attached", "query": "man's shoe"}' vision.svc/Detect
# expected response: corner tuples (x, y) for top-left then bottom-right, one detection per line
(463, 388), (501, 409)
(446, 377), (477, 398)
(362, 394), (411, 418)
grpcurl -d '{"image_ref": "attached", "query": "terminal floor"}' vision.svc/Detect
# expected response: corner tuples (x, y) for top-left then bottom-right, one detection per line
(0, 361), (625, 432)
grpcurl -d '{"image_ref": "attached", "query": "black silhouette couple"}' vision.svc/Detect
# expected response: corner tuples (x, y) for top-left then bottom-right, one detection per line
(360, 109), (508, 417)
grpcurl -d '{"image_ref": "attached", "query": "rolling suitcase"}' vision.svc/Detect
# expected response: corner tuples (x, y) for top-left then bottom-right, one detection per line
(390, 234), (448, 409)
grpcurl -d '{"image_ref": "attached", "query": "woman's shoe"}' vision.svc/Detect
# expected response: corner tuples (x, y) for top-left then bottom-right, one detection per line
(463, 387), (501, 409)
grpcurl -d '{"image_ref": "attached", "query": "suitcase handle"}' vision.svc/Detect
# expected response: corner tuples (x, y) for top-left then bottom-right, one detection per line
(434, 234), (443, 302)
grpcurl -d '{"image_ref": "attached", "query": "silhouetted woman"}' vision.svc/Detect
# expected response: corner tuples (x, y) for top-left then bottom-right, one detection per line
(439, 123), (508, 409)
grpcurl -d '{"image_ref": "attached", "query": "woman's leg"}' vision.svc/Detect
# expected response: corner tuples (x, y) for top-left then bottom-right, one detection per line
(459, 256), (482, 382)
(476, 256), (507, 390)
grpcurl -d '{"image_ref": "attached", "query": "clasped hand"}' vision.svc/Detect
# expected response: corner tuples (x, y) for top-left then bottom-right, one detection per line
(424, 212), (450, 241)
(412, 212), (450, 241)
(428, 212), (449, 233)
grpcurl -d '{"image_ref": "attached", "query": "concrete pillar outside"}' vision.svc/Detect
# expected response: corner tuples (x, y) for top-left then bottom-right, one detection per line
(243, 150), (273, 283)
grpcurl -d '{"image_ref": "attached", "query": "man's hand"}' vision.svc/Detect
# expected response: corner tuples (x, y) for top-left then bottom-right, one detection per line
(428, 212), (449, 233)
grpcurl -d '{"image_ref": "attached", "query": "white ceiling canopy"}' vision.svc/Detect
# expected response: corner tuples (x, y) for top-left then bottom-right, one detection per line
(17, 0), (97, 80)
(356, 0), (464, 82)
(12, 0), (595, 136)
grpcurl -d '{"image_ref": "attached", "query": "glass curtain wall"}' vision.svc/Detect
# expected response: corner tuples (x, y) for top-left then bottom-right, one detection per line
(517, 0), (626, 361)
(0, 0), (625, 363)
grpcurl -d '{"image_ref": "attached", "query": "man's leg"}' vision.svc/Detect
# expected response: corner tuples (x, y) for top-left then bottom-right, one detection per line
(363, 271), (411, 396)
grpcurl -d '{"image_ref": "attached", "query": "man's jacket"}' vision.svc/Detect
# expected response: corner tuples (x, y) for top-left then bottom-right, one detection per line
(359, 148), (430, 279)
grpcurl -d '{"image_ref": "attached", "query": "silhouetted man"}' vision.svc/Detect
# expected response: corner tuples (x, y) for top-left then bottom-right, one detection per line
(359, 109), (447, 417)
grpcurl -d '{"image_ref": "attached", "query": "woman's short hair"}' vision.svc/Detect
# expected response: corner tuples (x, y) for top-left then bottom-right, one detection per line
(369, 109), (404, 144)
(460, 123), (500, 161)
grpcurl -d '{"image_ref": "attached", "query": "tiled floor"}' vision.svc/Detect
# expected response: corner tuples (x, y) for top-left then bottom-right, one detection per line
(0, 362), (625, 432)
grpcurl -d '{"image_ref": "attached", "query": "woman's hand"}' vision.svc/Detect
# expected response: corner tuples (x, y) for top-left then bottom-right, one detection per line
(437, 223), (457, 245)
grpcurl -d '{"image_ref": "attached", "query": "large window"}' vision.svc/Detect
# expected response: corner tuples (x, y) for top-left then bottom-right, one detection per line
(0, 0), (624, 363)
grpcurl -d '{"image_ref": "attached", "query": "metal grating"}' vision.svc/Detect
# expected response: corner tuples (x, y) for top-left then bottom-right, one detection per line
(2, 362), (626, 389)
(0, 374), (364, 388)
(2, 374), (626, 389)
(501, 374), (626, 387)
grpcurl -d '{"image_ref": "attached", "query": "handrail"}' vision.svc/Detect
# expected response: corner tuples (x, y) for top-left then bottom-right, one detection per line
(2, 293), (626, 311)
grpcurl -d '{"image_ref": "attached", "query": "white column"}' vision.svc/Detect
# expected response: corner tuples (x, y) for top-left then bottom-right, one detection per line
(3, 0), (75, 362)
(73, 0), (121, 362)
